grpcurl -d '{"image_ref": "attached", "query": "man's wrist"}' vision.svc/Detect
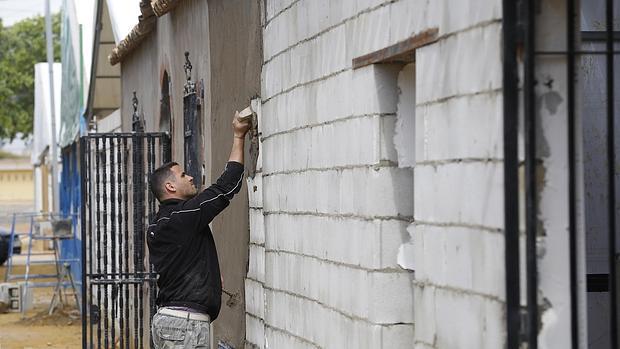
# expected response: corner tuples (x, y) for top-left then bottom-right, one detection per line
(234, 134), (246, 139)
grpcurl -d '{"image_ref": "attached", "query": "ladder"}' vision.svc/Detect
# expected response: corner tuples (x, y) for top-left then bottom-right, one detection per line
(3, 212), (80, 316)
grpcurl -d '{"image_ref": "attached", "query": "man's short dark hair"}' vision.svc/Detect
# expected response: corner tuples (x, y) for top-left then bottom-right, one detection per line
(150, 161), (179, 202)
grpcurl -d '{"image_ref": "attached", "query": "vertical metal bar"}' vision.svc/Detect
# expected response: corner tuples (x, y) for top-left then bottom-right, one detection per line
(95, 138), (102, 349)
(132, 134), (141, 349)
(88, 138), (94, 349)
(606, 0), (618, 345)
(138, 136), (145, 349)
(148, 135), (156, 349)
(148, 141), (155, 279)
(102, 137), (109, 349)
(524, 0), (538, 346)
(123, 137), (130, 349)
(117, 136), (125, 349)
(100, 137), (110, 348)
(503, 0), (521, 347)
(80, 137), (88, 349)
(109, 137), (117, 349)
(566, 0), (580, 347)
(163, 134), (171, 163)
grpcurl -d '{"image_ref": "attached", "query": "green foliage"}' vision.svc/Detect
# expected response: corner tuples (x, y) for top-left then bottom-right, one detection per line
(0, 14), (61, 140)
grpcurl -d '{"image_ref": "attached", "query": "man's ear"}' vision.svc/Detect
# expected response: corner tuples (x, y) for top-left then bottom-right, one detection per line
(164, 181), (176, 193)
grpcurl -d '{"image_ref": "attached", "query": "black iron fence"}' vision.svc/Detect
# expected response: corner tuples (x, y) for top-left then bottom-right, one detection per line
(504, 0), (619, 348)
(80, 133), (170, 349)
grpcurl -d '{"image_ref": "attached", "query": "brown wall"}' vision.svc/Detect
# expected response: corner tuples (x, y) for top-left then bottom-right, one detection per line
(207, 1), (262, 347)
(119, 0), (262, 346)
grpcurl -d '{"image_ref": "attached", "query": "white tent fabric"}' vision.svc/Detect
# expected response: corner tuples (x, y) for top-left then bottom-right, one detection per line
(106, 0), (141, 44)
(74, 0), (96, 92)
(32, 63), (62, 165)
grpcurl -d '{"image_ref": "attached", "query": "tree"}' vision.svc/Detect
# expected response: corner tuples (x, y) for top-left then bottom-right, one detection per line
(0, 14), (61, 140)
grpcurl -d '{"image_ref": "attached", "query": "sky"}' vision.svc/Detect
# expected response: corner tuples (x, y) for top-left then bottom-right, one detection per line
(0, 0), (63, 26)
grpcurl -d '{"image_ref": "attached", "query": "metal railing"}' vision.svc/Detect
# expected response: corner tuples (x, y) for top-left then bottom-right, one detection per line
(503, 0), (619, 347)
(80, 132), (170, 349)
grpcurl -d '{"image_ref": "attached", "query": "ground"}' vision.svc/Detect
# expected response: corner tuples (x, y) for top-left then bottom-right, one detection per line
(0, 259), (81, 349)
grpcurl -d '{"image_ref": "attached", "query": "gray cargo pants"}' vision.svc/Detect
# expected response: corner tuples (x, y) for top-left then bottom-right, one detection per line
(151, 310), (210, 349)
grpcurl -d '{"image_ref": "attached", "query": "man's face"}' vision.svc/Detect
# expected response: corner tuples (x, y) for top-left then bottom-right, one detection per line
(168, 165), (198, 200)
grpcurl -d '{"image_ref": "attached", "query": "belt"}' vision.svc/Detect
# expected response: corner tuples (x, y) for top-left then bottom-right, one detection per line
(158, 307), (210, 322)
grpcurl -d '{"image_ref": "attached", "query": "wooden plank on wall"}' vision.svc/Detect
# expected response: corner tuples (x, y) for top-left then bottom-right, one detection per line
(352, 28), (439, 69)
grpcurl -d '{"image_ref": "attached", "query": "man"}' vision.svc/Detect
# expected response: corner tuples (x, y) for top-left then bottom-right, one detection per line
(148, 112), (250, 348)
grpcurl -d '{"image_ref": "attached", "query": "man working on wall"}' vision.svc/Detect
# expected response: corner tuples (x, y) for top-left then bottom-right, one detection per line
(147, 112), (250, 348)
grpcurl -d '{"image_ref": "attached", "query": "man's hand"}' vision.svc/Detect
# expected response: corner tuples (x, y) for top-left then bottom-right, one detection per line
(229, 111), (250, 164)
(233, 111), (251, 138)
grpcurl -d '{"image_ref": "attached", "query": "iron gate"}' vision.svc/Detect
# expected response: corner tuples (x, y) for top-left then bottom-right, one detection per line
(80, 132), (171, 349)
(504, 0), (619, 348)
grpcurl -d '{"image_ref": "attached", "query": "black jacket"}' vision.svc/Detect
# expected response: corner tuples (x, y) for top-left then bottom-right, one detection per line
(147, 161), (244, 320)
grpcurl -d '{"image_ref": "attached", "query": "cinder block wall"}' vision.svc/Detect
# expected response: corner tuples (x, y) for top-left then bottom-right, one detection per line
(246, 1), (506, 348)
(413, 1), (504, 348)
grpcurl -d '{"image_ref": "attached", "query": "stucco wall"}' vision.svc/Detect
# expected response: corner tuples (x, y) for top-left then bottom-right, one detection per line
(120, 0), (262, 346)
(207, 1), (263, 347)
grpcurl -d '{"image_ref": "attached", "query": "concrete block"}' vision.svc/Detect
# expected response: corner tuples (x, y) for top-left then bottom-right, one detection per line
(262, 114), (397, 173)
(294, 0), (310, 45)
(413, 224), (505, 299)
(263, 8), (292, 61)
(414, 162), (503, 229)
(264, 326), (319, 349)
(389, 0), (431, 44)
(381, 114), (399, 163)
(245, 278), (265, 318)
(263, 25), (348, 99)
(427, 0), (501, 36)
(265, 252), (414, 323)
(369, 271), (415, 323)
(416, 22), (502, 104)
(355, 0), (390, 13)
(379, 219), (412, 269)
(245, 314), (265, 349)
(265, 0), (297, 23)
(248, 244), (266, 283)
(264, 289), (383, 348)
(381, 324), (416, 348)
(344, 5), (391, 62)
(351, 64), (400, 116)
(264, 0), (422, 99)
(395, 63), (416, 167)
(264, 214), (408, 269)
(397, 223), (415, 270)
(415, 91), (503, 162)
(249, 208), (265, 245)
(247, 173), (264, 208)
(414, 285), (504, 349)
(265, 252), (370, 320)
(263, 166), (413, 218)
(280, 0), (388, 54)
(262, 64), (402, 138)
(413, 284), (437, 346)
(316, 24), (348, 78)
